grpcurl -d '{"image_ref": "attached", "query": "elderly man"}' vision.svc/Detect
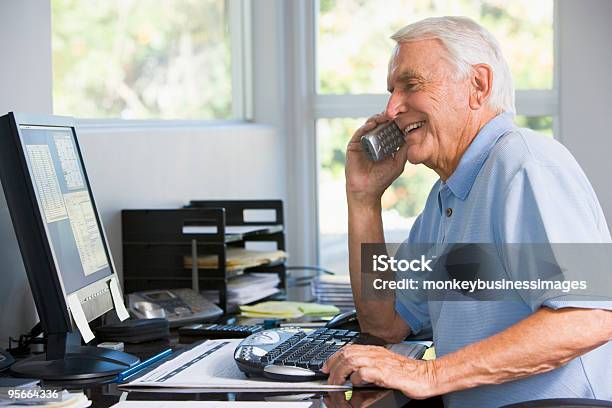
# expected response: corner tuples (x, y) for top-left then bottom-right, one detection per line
(322, 16), (612, 407)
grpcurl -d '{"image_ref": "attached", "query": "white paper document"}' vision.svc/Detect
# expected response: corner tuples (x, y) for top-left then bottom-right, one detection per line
(66, 293), (95, 343)
(109, 277), (130, 321)
(122, 339), (349, 392)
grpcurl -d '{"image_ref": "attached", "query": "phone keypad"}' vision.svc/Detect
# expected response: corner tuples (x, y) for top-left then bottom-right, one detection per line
(361, 122), (405, 161)
(379, 123), (404, 155)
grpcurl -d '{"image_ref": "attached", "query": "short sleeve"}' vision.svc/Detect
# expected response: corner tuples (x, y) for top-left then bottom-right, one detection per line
(498, 161), (610, 244)
(497, 161), (612, 312)
(395, 296), (432, 335)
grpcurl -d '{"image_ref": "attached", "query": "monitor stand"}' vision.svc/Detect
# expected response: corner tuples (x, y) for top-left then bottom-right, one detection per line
(10, 331), (140, 381)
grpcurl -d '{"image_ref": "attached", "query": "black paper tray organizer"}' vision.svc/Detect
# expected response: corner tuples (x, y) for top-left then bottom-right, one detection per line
(122, 200), (287, 312)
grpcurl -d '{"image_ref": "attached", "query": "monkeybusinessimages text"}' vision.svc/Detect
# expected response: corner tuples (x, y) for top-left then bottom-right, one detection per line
(371, 255), (588, 294)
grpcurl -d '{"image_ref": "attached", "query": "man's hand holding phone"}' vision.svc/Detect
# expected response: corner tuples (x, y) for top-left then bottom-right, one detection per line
(345, 114), (410, 208)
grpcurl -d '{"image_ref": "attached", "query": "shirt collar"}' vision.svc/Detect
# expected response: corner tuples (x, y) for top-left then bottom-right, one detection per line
(444, 112), (516, 200)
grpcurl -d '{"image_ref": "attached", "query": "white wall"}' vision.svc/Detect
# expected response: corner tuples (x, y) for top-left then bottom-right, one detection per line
(0, 0), (286, 347)
(558, 0), (612, 232)
(0, 1), (53, 114)
(77, 123), (286, 279)
(251, 0), (316, 267)
(0, 0), (52, 348)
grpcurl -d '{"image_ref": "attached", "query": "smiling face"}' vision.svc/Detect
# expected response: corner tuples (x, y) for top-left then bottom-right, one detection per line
(385, 39), (476, 174)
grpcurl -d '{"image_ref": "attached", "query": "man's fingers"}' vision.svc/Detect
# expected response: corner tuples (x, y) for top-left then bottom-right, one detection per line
(325, 347), (384, 385)
(390, 140), (410, 171)
(322, 344), (366, 372)
(329, 359), (362, 385)
(350, 367), (380, 387)
(350, 121), (377, 143)
(325, 347), (358, 384)
(349, 370), (367, 387)
(350, 113), (391, 142)
(327, 352), (355, 385)
(321, 350), (339, 373)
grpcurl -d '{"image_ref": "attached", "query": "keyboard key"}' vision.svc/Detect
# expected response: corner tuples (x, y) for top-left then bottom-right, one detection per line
(308, 359), (325, 371)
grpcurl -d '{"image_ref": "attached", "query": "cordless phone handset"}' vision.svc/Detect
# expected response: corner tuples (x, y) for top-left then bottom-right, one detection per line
(360, 121), (405, 162)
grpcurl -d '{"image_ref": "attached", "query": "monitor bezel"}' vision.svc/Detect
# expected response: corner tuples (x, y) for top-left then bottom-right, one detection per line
(1, 112), (123, 333)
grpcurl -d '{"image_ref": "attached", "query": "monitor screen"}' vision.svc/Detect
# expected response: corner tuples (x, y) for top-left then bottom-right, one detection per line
(19, 125), (112, 295)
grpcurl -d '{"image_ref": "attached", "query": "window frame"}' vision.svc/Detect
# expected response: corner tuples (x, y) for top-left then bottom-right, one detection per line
(53, 0), (253, 126)
(303, 0), (560, 266)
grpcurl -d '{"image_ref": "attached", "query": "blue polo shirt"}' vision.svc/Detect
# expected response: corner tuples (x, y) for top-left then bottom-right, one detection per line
(395, 113), (612, 407)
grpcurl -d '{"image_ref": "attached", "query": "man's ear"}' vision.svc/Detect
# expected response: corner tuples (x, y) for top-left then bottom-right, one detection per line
(469, 64), (493, 110)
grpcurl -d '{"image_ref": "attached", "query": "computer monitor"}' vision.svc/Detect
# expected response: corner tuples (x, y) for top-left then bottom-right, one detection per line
(0, 112), (138, 380)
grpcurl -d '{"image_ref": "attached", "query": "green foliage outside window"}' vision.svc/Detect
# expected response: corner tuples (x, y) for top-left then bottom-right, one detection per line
(317, 0), (553, 94)
(317, 0), (554, 229)
(52, 0), (232, 119)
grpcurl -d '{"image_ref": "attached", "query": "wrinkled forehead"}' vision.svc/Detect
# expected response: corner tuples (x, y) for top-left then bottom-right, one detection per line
(386, 39), (452, 84)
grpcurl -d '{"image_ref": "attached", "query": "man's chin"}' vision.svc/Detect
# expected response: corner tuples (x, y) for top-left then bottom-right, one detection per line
(405, 148), (427, 165)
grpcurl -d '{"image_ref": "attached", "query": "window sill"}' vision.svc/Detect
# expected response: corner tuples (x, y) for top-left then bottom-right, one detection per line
(76, 118), (271, 134)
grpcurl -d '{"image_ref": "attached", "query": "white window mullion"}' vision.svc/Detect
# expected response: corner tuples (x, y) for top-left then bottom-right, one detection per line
(315, 90), (558, 119)
(229, 0), (253, 120)
(315, 94), (388, 118)
(515, 90), (558, 117)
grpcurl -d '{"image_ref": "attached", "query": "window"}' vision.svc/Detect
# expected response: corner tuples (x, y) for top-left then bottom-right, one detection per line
(317, 0), (554, 93)
(315, 0), (556, 273)
(317, 117), (438, 272)
(51, 0), (241, 120)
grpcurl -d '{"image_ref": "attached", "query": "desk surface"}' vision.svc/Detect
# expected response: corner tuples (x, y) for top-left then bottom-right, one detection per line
(86, 386), (412, 408)
(78, 337), (416, 408)
(4, 318), (441, 408)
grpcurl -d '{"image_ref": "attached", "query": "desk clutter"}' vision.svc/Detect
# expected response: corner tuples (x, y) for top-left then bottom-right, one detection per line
(312, 274), (355, 311)
(0, 385), (91, 407)
(201, 273), (281, 308)
(117, 327), (429, 389)
(122, 200), (288, 313)
(96, 318), (170, 344)
(184, 248), (287, 273)
(119, 338), (349, 391)
(239, 301), (339, 319)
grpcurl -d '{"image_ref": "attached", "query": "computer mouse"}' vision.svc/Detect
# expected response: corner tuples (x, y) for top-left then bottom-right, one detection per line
(325, 309), (359, 331)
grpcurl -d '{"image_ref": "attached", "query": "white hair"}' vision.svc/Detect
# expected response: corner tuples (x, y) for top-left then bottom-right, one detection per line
(391, 16), (515, 115)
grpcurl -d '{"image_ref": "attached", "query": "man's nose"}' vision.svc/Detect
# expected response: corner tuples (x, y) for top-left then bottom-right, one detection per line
(385, 92), (405, 119)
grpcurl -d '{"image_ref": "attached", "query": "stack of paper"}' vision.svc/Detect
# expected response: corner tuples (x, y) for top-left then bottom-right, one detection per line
(202, 273), (281, 306)
(312, 274), (355, 311)
(184, 248), (287, 273)
(240, 301), (339, 319)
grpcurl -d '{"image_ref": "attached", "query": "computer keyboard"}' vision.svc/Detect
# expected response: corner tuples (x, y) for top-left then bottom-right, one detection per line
(234, 327), (427, 381)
